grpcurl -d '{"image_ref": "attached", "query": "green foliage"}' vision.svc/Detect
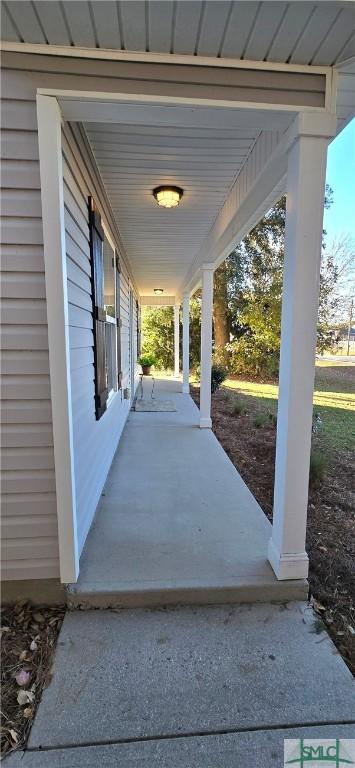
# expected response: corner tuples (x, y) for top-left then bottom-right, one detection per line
(211, 363), (227, 393)
(141, 299), (201, 371)
(141, 306), (175, 370)
(219, 187), (337, 378)
(231, 399), (246, 417)
(253, 412), (269, 428)
(138, 353), (156, 368)
(195, 361), (227, 393)
(309, 449), (328, 486)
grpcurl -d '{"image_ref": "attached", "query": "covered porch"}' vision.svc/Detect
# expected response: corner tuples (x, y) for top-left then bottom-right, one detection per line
(68, 377), (306, 607)
(33, 46), (346, 590)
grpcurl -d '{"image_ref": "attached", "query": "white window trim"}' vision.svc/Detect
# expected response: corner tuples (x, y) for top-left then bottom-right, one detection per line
(103, 225), (118, 405)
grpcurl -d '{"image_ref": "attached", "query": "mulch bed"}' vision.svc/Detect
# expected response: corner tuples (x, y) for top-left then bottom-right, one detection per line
(191, 385), (355, 676)
(1, 602), (66, 758)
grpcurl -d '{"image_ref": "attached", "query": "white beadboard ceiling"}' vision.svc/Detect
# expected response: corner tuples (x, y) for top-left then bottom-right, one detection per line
(85, 121), (261, 295)
(1, 1), (354, 67)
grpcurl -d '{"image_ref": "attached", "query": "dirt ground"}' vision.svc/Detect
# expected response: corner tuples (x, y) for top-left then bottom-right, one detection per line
(1, 602), (65, 757)
(191, 380), (355, 676)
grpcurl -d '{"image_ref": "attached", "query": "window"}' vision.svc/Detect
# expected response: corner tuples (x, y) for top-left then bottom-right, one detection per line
(103, 238), (117, 398)
(89, 197), (122, 420)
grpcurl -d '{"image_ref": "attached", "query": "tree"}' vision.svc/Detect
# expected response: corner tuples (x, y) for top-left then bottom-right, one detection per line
(141, 305), (174, 370)
(225, 188), (338, 376)
(213, 265), (230, 355)
(141, 297), (201, 371)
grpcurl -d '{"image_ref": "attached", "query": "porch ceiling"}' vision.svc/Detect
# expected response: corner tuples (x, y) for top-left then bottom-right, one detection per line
(2, 1), (354, 68)
(85, 121), (261, 296)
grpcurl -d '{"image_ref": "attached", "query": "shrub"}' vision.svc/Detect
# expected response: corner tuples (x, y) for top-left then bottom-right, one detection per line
(227, 337), (280, 380)
(253, 412), (269, 428)
(211, 363), (227, 393)
(138, 353), (156, 368)
(232, 399), (246, 416)
(309, 449), (328, 486)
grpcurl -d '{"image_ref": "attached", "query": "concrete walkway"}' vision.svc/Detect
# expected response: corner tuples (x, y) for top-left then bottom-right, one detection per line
(68, 378), (306, 607)
(8, 602), (355, 766)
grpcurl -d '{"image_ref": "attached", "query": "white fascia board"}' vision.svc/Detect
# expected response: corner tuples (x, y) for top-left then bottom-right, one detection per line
(0, 40), (331, 76)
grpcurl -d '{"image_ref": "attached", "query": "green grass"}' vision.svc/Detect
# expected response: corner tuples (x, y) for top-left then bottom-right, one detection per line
(222, 361), (355, 453)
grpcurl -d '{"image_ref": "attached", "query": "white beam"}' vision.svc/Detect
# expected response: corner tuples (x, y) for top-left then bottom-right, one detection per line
(174, 303), (180, 377)
(199, 265), (214, 429)
(182, 294), (190, 394)
(36, 95), (79, 584)
(268, 112), (336, 581)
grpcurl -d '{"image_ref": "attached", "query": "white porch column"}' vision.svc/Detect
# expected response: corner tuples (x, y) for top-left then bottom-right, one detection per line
(199, 264), (214, 429)
(182, 293), (190, 393)
(174, 303), (180, 377)
(268, 113), (336, 581)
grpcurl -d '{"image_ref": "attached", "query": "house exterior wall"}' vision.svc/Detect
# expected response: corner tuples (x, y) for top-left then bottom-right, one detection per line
(1, 57), (139, 580)
(62, 122), (138, 556)
(1, 97), (59, 580)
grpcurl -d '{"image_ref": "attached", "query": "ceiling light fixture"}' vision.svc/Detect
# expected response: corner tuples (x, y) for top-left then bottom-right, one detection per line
(153, 186), (183, 209)
(154, 288), (164, 295)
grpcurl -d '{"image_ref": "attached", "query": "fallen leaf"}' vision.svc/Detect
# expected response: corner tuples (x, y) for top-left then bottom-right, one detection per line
(32, 612), (45, 624)
(15, 670), (30, 687)
(9, 730), (18, 744)
(17, 689), (34, 706)
(23, 707), (33, 719)
(30, 640), (38, 651)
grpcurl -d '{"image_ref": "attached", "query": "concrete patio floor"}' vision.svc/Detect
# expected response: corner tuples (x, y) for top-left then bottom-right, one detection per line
(8, 602), (355, 766)
(67, 378), (307, 607)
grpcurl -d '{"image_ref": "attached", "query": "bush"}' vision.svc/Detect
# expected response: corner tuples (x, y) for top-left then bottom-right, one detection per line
(231, 399), (246, 416)
(253, 412), (269, 428)
(211, 363), (227, 393)
(227, 336), (280, 380)
(309, 449), (328, 486)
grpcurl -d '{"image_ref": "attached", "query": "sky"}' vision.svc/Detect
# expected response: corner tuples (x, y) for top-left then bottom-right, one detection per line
(323, 118), (355, 244)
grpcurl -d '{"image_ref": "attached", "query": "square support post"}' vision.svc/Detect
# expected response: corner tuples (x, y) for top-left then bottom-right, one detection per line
(199, 265), (214, 428)
(174, 303), (180, 377)
(182, 293), (190, 393)
(37, 95), (79, 583)
(268, 113), (336, 581)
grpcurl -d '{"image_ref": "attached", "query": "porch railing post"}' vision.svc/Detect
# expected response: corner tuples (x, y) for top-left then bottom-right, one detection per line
(174, 302), (180, 377)
(199, 264), (214, 429)
(268, 113), (336, 581)
(182, 293), (190, 393)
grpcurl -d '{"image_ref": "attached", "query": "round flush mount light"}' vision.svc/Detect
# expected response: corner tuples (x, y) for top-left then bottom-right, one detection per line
(153, 186), (183, 209)
(154, 288), (164, 295)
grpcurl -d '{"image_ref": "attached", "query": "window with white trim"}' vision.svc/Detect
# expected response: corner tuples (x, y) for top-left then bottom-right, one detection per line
(103, 237), (117, 399)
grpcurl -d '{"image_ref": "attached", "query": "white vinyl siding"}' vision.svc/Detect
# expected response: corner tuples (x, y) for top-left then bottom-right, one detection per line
(0, 101), (59, 579)
(0, 59), (139, 580)
(62, 122), (137, 555)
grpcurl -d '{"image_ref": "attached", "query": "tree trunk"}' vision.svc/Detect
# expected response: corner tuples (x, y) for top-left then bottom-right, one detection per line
(213, 263), (230, 351)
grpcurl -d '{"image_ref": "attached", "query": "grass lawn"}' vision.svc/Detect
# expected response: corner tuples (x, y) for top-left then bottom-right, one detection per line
(222, 360), (355, 453)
